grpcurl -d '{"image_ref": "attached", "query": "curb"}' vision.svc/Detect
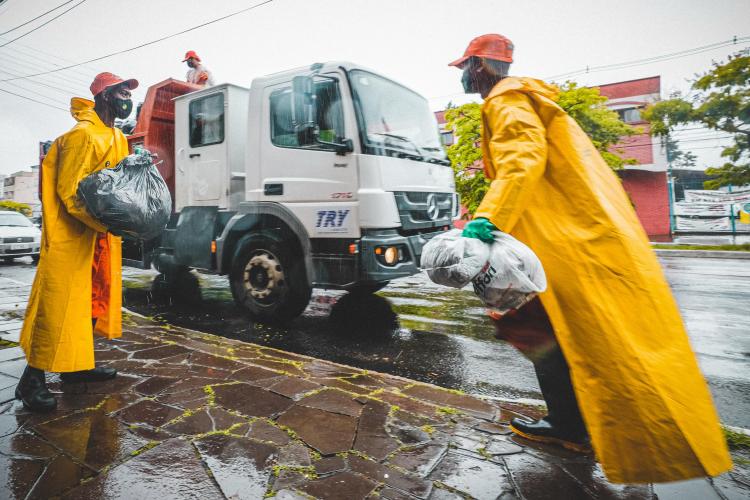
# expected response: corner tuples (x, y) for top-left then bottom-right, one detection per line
(654, 249), (750, 259)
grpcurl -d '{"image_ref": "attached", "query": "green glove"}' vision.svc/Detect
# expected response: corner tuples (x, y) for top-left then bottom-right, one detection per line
(462, 217), (497, 243)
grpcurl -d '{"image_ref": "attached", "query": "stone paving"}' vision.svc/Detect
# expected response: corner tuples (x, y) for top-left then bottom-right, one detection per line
(0, 275), (748, 499)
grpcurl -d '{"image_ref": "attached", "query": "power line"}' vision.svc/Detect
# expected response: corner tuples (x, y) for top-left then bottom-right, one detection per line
(0, 67), (80, 96)
(546, 36), (750, 80)
(0, 80), (68, 104)
(0, 0), (76, 36)
(0, 0), (274, 83)
(0, 37), (105, 79)
(613, 135), (734, 150)
(0, 0), (86, 48)
(429, 36), (749, 103)
(0, 87), (67, 111)
(0, 52), (90, 90)
(0, 49), (92, 85)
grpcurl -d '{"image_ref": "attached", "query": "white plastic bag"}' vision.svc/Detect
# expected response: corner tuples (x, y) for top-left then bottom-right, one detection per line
(420, 229), (490, 288)
(472, 231), (547, 313)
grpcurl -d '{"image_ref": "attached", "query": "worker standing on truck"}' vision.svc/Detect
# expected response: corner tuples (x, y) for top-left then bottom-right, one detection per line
(16, 72), (137, 412)
(183, 50), (215, 87)
(451, 33), (731, 483)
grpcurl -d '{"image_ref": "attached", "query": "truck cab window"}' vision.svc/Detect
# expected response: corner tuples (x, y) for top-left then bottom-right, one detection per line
(189, 93), (225, 147)
(270, 80), (344, 150)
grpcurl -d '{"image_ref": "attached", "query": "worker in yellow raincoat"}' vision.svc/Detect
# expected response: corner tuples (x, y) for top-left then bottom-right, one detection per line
(451, 34), (732, 483)
(17, 73), (138, 412)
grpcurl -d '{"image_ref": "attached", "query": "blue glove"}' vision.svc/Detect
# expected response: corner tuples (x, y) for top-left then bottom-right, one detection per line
(462, 217), (497, 243)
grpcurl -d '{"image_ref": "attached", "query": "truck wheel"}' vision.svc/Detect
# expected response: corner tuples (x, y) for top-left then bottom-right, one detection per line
(230, 232), (311, 322)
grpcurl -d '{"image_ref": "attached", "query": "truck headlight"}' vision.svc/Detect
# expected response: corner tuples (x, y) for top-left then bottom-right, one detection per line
(384, 246), (399, 265)
(375, 245), (403, 266)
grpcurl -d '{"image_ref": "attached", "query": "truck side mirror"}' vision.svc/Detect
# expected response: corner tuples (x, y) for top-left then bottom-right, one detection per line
(292, 76), (316, 146)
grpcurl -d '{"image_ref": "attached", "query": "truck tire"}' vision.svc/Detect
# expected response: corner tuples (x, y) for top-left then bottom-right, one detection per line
(230, 231), (311, 322)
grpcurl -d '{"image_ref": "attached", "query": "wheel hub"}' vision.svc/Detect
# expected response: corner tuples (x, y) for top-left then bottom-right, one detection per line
(243, 251), (285, 300)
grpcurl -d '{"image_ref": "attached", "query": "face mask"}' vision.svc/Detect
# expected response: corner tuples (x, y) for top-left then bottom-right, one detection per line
(113, 97), (133, 119)
(461, 68), (477, 94)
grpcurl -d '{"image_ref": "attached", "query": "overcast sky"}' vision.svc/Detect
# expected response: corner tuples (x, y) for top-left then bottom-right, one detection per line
(1, 0), (748, 176)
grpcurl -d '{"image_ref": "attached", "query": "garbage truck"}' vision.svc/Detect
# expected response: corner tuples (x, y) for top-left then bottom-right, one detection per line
(122, 62), (458, 321)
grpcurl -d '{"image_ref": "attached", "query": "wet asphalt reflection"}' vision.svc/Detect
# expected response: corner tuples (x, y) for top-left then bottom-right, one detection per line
(121, 268), (542, 404)
(116, 256), (750, 429)
(1, 255), (746, 428)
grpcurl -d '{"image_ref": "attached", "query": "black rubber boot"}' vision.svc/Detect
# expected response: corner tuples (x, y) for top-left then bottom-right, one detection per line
(15, 365), (57, 412)
(60, 366), (117, 384)
(510, 347), (591, 452)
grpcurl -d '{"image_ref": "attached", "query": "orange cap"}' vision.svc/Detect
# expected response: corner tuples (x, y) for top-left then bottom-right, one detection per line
(90, 72), (138, 96)
(182, 50), (201, 62)
(449, 34), (514, 67)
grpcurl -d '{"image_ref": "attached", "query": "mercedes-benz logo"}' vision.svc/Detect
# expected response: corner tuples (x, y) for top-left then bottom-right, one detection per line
(425, 193), (440, 221)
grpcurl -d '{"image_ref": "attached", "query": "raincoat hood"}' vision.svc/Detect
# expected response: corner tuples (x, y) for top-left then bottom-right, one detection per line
(486, 76), (559, 101)
(70, 97), (104, 125)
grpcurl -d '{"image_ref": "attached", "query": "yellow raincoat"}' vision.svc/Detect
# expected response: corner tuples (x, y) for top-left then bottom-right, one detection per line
(20, 98), (125, 373)
(475, 77), (732, 483)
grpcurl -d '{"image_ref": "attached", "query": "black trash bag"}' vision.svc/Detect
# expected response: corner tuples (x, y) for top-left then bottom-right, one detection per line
(77, 152), (171, 240)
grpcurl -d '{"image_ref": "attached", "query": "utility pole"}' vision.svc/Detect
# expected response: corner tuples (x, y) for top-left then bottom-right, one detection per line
(665, 135), (676, 236)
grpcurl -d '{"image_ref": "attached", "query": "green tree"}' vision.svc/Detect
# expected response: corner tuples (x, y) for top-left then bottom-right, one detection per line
(445, 81), (637, 215)
(644, 50), (749, 189)
(665, 136), (697, 169)
(0, 200), (32, 217)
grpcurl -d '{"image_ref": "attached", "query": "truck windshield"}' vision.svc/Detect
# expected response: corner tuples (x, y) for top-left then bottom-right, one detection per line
(350, 70), (448, 165)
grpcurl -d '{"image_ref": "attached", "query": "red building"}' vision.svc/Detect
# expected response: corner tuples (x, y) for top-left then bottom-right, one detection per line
(598, 76), (670, 240)
(437, 75), (670, 239)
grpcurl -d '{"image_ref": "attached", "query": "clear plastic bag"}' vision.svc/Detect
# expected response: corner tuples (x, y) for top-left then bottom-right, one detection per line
(421, 228), (547, 314)
(473, 231), (547, 313)
(77, 152), (171, 240)
(420, 229), (490, 288)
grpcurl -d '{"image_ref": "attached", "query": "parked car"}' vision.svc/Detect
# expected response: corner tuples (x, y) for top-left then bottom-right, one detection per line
(0, 211), (41, 263)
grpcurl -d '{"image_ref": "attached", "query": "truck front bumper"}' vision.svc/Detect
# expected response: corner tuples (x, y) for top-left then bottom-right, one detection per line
(358, 228), (445, 283)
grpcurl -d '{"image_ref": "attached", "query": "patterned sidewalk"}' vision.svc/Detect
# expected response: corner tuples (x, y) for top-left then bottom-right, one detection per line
(0, 275), (747, 499)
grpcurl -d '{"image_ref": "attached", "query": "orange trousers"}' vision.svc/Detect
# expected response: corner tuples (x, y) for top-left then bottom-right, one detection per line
(91, 233), (110, 319)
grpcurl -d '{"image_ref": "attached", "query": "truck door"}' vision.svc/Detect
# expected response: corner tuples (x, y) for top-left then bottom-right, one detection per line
(176, 90), (227, 209)
(260, 75), (359, 238)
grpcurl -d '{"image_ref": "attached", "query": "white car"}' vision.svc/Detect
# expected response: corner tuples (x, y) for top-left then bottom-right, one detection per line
(0, 211), (41, 264)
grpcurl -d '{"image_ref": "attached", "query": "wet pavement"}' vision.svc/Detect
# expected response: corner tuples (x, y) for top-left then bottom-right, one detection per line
(1, 266), (750, 498)
(2, 254), (749, 429)
(107, 255), (749, 429)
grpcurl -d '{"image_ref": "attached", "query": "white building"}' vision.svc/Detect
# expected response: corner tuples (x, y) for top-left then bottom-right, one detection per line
(2, 167), (41, 217)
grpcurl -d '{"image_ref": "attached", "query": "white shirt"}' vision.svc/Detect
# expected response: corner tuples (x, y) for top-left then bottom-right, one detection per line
(186, 63), (215, 87)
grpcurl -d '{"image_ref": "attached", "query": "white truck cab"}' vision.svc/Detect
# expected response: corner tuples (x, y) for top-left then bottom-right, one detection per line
(128, 62), (458, 322)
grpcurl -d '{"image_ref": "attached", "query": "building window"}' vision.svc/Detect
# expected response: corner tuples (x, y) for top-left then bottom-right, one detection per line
(441, 131), (454, 146)
(270, 79), (344, 151)
(189, 93), (225, 148)
(617, 107), (642, 123)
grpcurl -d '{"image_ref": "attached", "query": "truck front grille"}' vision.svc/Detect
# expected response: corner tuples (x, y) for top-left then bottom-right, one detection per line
(393, 191), (454, 231)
